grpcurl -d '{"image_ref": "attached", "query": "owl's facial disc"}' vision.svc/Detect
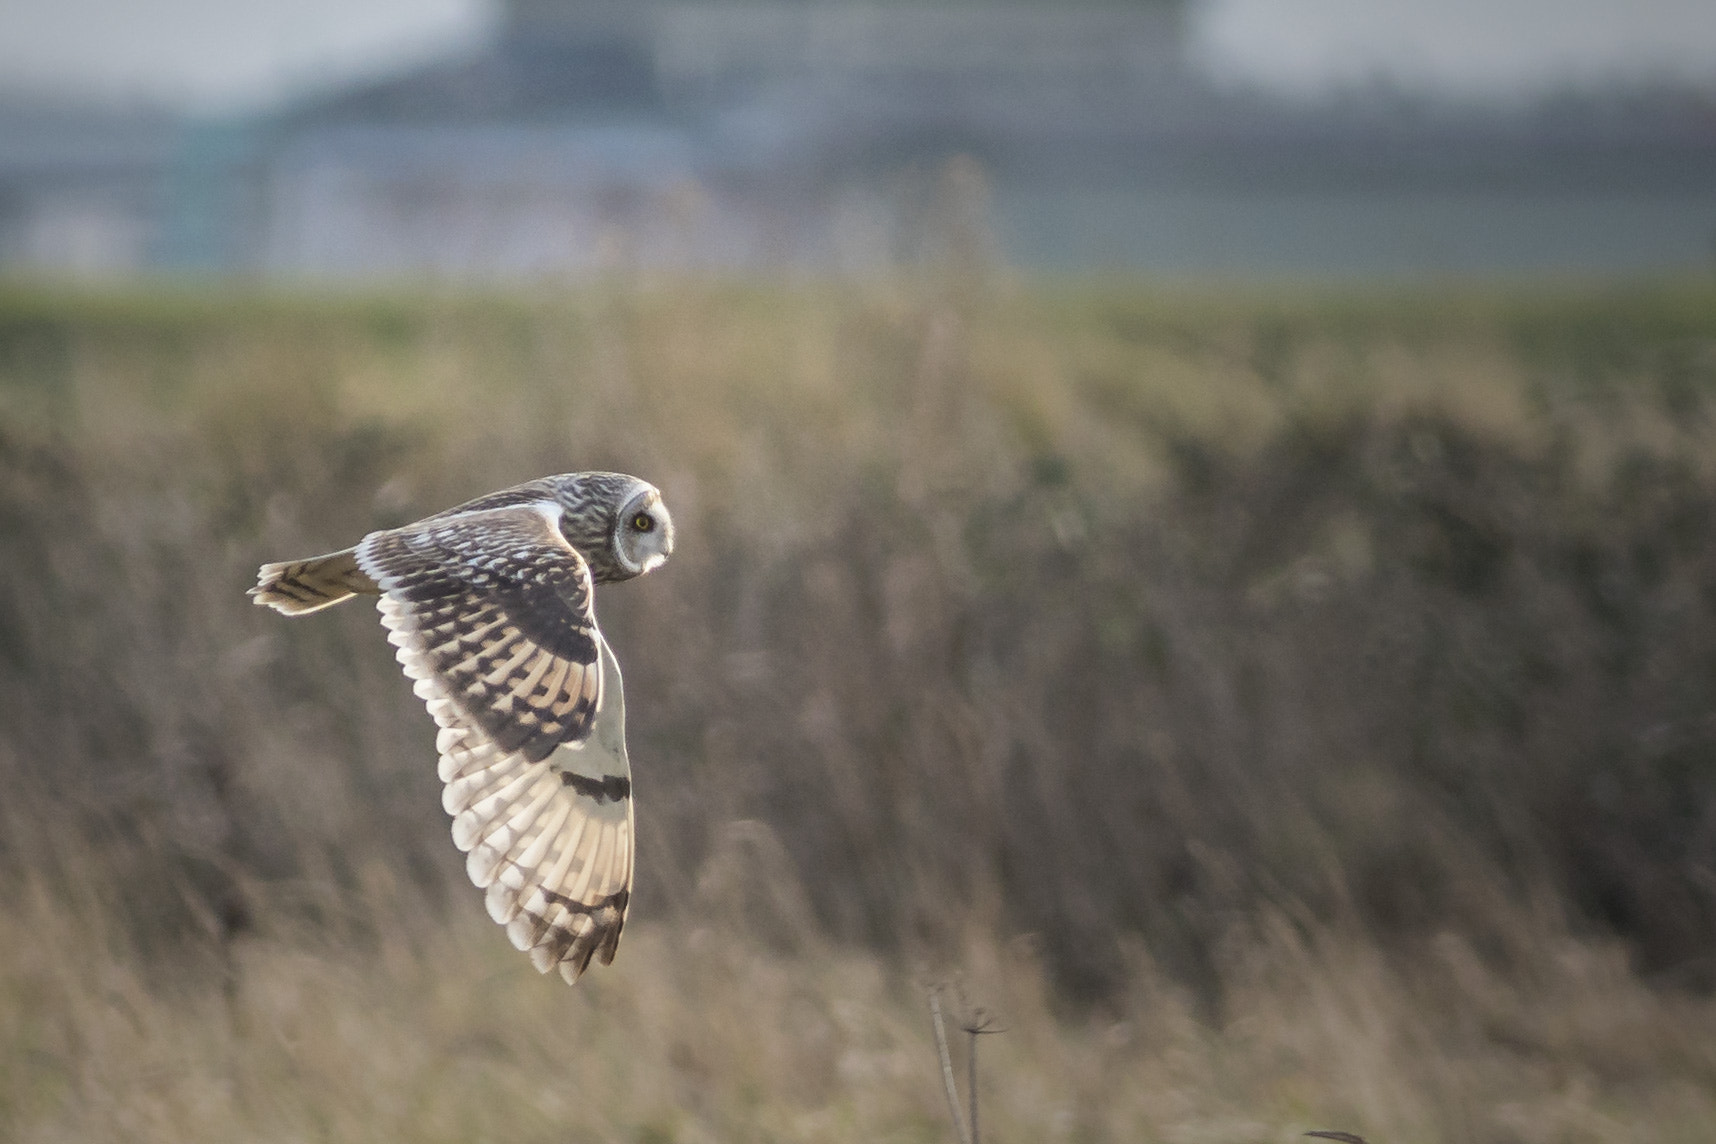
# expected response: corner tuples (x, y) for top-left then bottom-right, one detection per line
(613, 485), (673, 577)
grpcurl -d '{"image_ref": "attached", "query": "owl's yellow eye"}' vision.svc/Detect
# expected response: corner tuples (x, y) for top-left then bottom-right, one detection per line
(631, 512), (654, 533)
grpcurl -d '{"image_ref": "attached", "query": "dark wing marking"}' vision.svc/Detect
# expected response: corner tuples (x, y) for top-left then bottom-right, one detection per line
(355, 504), (600, 763)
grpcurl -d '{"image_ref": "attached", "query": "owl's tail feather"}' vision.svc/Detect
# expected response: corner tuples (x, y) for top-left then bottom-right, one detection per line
(251, 548), (379, 615)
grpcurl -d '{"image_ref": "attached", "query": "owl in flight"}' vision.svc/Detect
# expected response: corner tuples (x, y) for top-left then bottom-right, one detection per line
(251, 472), (674, 983)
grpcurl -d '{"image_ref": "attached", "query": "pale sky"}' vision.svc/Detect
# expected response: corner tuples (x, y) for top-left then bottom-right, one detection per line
(1193, 0), (1716, 100)
(0, 0), (1712, 112)
(0, 0), (495, 111)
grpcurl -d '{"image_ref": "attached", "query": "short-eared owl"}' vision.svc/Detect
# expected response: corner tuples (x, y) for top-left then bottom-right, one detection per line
(251, 472), (673, 983)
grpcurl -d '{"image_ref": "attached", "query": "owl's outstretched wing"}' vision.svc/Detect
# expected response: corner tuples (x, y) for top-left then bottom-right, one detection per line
(356, 505), (634, 982)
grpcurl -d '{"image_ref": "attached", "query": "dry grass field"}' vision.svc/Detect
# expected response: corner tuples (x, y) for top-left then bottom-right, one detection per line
(2, 273), (1716, 1142)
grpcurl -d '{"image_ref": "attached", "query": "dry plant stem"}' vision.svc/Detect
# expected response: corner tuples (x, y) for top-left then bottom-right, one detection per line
(967, 1022), (979, 1144)
(929, 988), (971, 1144)
(962, 1011), (1002, 1144)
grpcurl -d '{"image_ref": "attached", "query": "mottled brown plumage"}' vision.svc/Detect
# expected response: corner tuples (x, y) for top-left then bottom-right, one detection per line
(252, 472), (673, 982)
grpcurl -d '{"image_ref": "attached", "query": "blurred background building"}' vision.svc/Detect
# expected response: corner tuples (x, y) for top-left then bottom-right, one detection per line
(2, 0), (1714, 280)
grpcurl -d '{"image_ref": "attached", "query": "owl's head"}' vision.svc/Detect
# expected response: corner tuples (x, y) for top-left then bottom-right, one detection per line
(554, 472), (675, 583)
(610, 479), (674, 579)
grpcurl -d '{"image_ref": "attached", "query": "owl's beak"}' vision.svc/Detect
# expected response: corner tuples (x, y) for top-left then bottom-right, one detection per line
(640, 505), (672, 574)
(655, 503), (675, 559)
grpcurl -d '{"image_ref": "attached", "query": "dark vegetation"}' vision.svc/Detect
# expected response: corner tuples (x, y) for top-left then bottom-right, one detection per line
(1, 278), (1714, 1020)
